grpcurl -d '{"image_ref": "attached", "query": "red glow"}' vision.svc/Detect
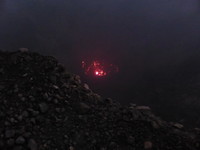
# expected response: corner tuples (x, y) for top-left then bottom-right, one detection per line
(81, 60), (118, 77)
(94, 69), (107, 76)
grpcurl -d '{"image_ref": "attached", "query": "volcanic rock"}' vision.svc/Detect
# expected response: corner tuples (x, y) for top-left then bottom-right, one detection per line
(144, 141), (153, 149)
(28, 139), (37, 150)
(15, 136), (25, 145)
(0, 50), (199, 150)
(5, 130), (15, 138)
(39, 102), (49, 113)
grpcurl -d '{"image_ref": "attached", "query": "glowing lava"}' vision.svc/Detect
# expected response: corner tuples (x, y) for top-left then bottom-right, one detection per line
(94, 69), (106, 77)
(82, 60), (118, 77)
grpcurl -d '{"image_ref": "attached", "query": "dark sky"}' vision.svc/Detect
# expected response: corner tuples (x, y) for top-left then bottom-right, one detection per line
(0, 0), (200, 103)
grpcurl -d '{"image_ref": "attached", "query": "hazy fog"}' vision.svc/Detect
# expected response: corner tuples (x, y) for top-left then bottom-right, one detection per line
(0, 0), (200, 102)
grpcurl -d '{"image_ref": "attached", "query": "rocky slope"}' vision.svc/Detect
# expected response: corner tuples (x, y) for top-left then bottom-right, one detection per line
(132, 56), (200, 128)
(0, 50), (199, 150)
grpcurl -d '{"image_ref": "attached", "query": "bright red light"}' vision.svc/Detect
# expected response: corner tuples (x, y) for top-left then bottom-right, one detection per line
(94, 69), (107, 76)
(82, 60), (118, 77)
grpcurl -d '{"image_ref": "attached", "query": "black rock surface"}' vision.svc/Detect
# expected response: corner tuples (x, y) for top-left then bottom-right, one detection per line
(0, 50), (199, 150)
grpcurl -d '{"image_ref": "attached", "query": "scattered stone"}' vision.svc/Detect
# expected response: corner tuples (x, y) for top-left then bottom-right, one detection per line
(109, 142), (117, 148)
(127, 135), (135, 144)
(43, 93), (49, 99)
(129, 103), (137, 108)
(28, 139), (37, 150)
(83, 83), (90, 90)
(22, 73), (28, 77)
(144, 141), (153, 149)
(22, 111), (29, 118)
(7, 138), (15, 147)
(23, 132), (31, 138)
(53, 85), (59, 90)
(39, 103), (49, 113)
(15, 136), (25, 144)
(5, 130), (15, 138)
(0, 51), (198, 150)
(17, 115), (23, 121)
(10, 117), (16, 123)
(151, 121), (160, 129)
(105, 98), (113, 104)
(4, 121), (11, 126)
(30, 118), (36, 124)
(29, 109), (39, 116)
(69, 146), (74, 150)
(173, 123), (184, 129)
(28, 96), (35, 102)
(78, 102), (90, 113)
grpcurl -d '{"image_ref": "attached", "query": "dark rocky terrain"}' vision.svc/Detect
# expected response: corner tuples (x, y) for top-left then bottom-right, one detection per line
(131, 56), (200, 128)
(0, 50), (200, 150)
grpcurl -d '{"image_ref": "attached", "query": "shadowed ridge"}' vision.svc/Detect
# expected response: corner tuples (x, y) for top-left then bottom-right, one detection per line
(0, 50), (199, 150)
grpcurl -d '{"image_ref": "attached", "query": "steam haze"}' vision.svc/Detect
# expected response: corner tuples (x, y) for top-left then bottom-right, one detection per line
(0, 0), (200, 105)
